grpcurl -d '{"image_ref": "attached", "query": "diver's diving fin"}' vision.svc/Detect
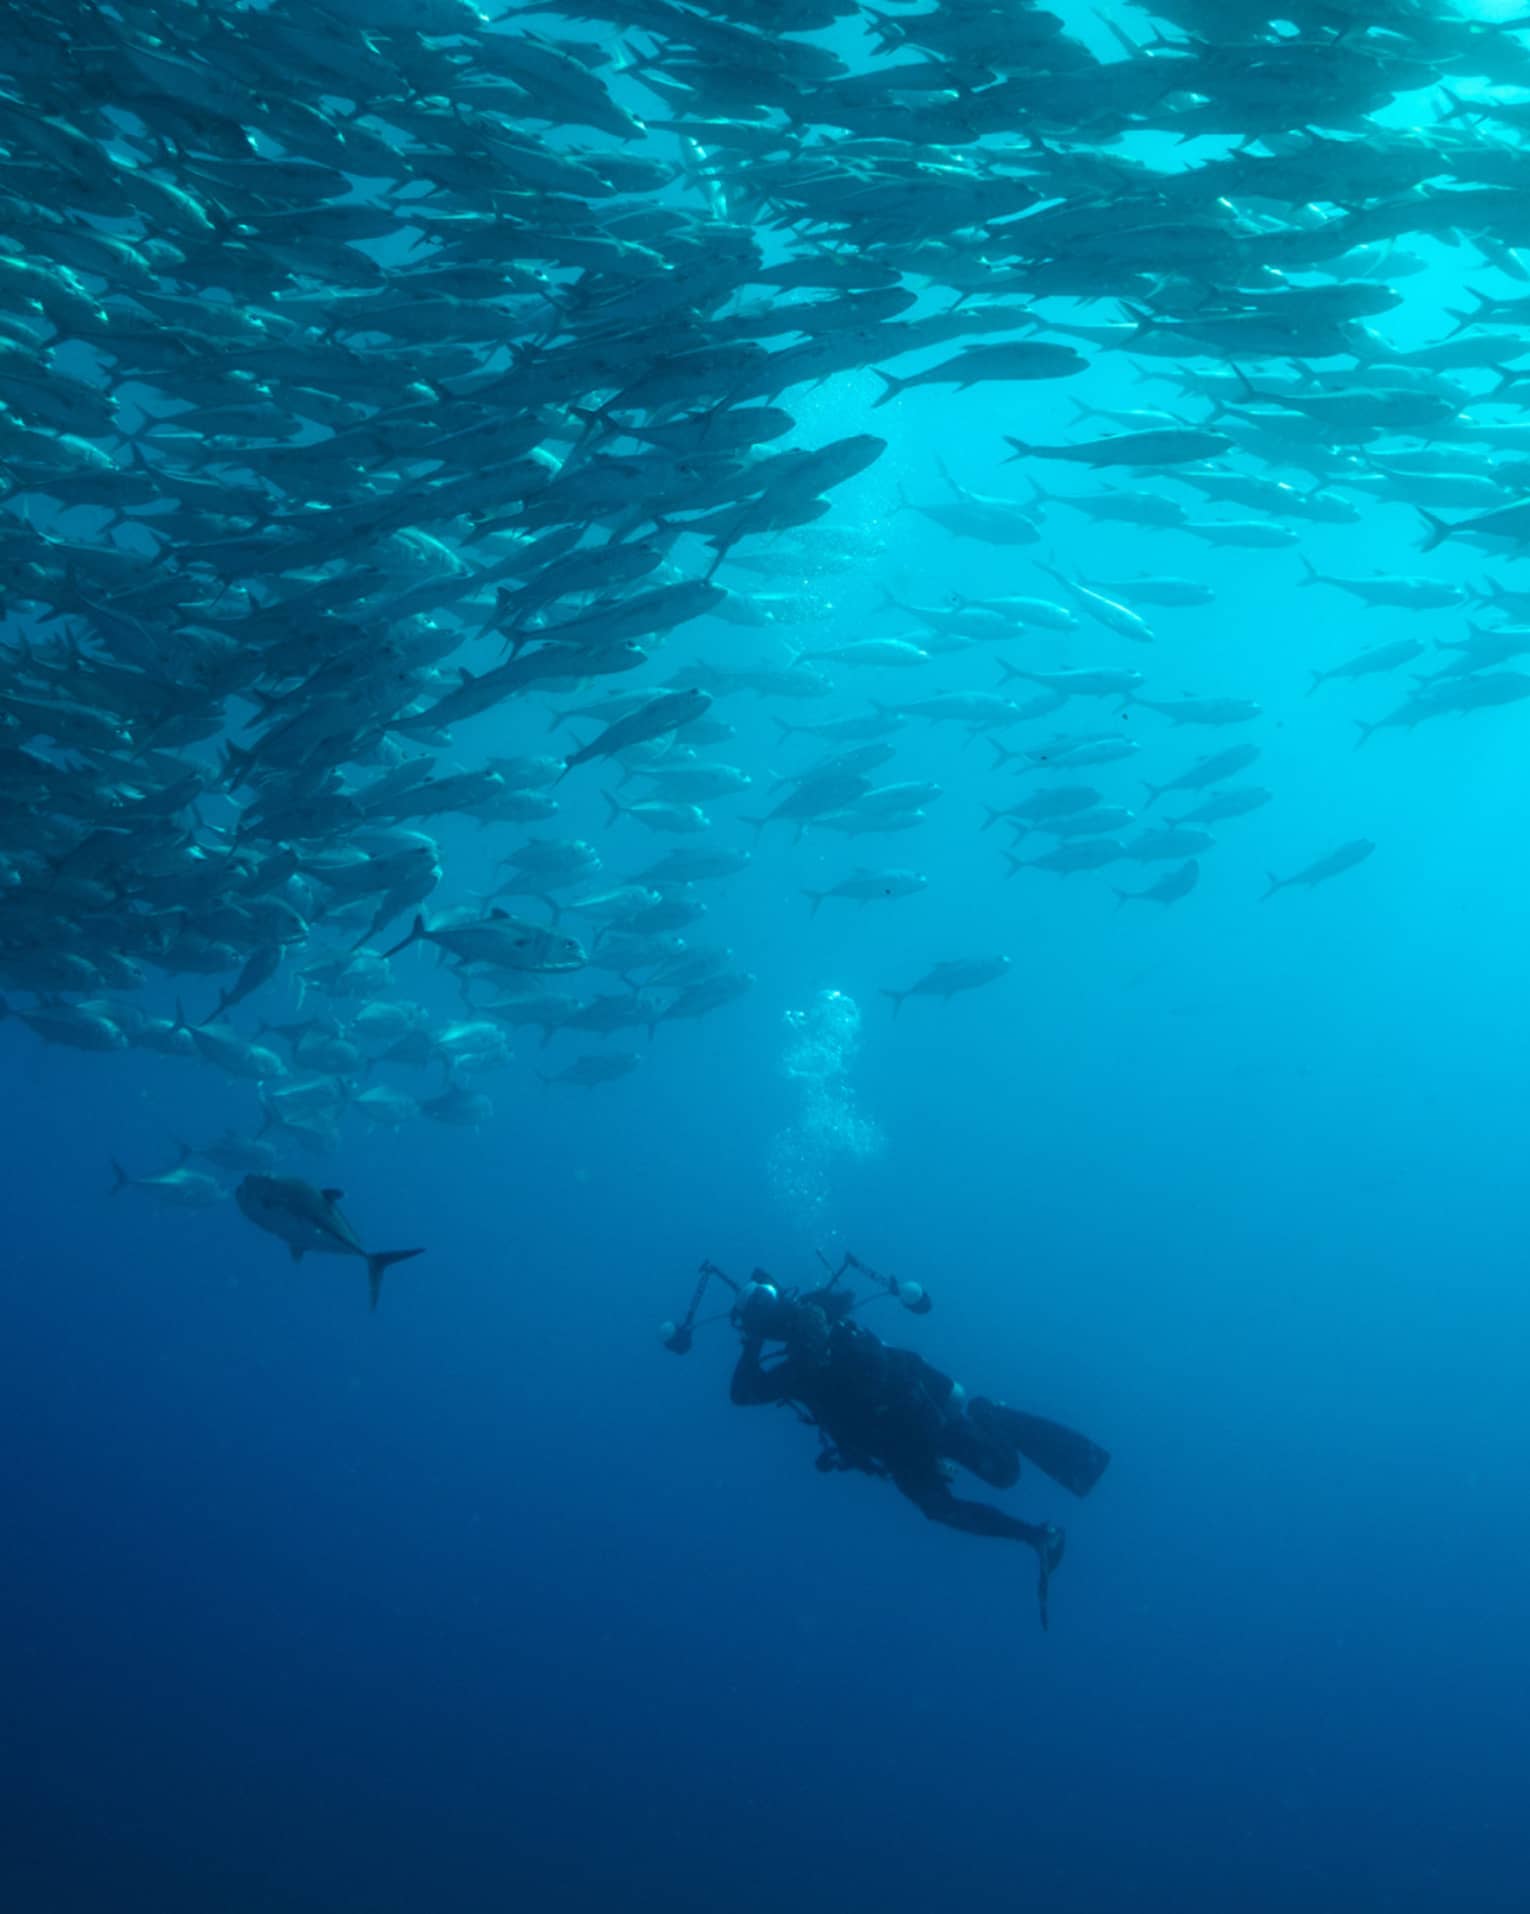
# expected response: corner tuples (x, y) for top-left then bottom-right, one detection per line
(989, 1407), (1111, 1498)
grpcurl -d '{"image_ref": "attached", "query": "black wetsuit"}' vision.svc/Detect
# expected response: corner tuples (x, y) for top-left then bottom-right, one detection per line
(729, 1294), (1096, 1553)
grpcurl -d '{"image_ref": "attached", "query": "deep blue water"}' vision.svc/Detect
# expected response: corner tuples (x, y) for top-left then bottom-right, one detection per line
(9, 9), (1530, 1913)
(11, 393), (1530, 1911)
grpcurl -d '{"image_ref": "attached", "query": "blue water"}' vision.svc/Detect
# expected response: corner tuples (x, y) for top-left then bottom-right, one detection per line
(12, 426), (1530, 1909)
(9, 11), (1530, 1914)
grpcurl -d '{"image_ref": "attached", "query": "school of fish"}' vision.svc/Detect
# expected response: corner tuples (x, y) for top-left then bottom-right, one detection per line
(5, 0), (1529, 1271)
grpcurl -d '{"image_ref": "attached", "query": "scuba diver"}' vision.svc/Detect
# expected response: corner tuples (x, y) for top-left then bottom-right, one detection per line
(662, 1253), (1110, 1629)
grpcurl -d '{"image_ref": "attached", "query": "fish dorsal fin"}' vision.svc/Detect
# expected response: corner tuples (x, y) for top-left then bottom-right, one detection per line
(490, 907), (508, 920)
(322, 1187), (343, 1204)
(458, 667), (475, 683)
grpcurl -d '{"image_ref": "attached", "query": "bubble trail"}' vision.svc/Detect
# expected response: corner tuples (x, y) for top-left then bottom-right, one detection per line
(767, 988), (883, 1235)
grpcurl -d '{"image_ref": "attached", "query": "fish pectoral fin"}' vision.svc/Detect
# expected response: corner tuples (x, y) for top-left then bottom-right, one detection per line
(322, 1188), (343, 1203)
(290, 1245), (304, 1263)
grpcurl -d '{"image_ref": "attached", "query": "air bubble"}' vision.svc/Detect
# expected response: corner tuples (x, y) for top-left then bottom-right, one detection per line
(767, 988), (884, 1232)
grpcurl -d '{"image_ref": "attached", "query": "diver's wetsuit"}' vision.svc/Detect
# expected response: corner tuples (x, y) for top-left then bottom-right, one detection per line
(729, 1292), (1072, 1554)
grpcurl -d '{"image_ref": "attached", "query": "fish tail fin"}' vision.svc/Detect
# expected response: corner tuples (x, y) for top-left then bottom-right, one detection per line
(1095, 8), (1141, 55)
(1352, 718), (1377, 751)
(1438, 85), (1474, 124)
(199, 992), (229, 1028)
(979, 804), (1004, 833)
(1298, 555), (1323, 587)
(381, 914), (427, 960)
(994, 657), (1027, 685)
(1112, 889), (1132, 910)
(1416, 508), (1450, 554)
(1306, 669), (1326, 696)
(1001, 852), (1026, 879)
(110, 1158), (131, 1195)
(934, 455), (961, 497)
(802, 889), (825, 916)
(880, 988), (908, 1017)
(1141, 781), (1164, 809)
(533, 1070), (552, 1089)
(869, 368), (903, 408)
(219, 738), (255, 788)
(771, 716), (800, 739)
(1001, 436), (1032, 464)
(1260, 871), (1285, 902)
(366, 1247), (424, 1312)
(173, 997), (187, 1031)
